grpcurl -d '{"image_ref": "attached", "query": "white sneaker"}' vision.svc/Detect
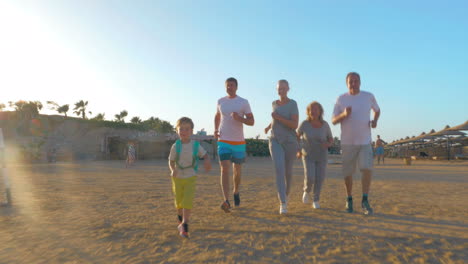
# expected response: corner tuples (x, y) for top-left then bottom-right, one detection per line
(312, 201), (320, 209)
(279, 203), (288, 214)
(302, 192), (311, 204)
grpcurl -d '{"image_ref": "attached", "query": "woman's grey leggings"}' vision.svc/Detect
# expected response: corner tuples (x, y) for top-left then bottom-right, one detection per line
(302, 156), (327, 202)
(269, 138), (297, 204)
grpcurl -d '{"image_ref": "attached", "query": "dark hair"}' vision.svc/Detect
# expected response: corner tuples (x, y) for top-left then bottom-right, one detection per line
(346, 72), (360, 82)
(277, 79), (289, 88)
(225, 77), (238, 87)
(176, 117), (194, 129)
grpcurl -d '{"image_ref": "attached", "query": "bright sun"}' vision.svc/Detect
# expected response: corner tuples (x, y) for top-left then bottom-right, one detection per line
(0, 1), (112, 109)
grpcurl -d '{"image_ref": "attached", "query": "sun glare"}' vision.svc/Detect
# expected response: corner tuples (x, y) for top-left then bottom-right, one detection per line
(0, 2), (113, 111)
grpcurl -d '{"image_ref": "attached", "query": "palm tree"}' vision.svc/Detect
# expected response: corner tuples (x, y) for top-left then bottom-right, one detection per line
(142, 116), (174, 132)
(73, 100), (88, 119)
(131, 116), (142, 124)
(92, 113), (105, 121)
(58, 104), (70, 117)
(47, 101), (70, 117)
(114, 110), (128, 122)
(47, 101), (59, 109)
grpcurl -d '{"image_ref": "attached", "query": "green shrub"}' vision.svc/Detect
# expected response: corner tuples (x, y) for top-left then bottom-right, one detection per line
(246, 139), (270, 157)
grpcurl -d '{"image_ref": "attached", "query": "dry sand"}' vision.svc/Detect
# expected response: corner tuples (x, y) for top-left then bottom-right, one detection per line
(0, 157), (467, 264)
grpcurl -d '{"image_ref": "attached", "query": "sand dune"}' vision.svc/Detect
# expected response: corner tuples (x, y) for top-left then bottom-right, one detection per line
(0, 158), (466, 263)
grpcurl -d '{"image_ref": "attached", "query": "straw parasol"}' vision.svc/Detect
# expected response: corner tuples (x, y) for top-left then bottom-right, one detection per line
(445, 120), (468, 131)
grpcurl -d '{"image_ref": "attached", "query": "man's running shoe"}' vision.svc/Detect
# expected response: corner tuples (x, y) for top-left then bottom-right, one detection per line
(361, 200), (374, 215)
(220, 200), (231, 213)
(312, 201), (320, 209)
(346, 199), (353, 213)
(234, 193), (240, 207)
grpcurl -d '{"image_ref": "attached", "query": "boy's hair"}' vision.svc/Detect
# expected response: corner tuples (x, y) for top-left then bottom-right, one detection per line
(278, 79), (289, 88)
(225, 77), (238, 87)
(176, 117), (194, 129)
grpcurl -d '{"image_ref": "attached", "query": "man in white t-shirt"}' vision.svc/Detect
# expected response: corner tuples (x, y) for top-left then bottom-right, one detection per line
(332, 72), (380, 215)
(214, 77), (254, 212)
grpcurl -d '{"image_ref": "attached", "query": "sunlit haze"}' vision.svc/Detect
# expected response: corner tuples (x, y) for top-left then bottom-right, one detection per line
(1, 1), (467, 141)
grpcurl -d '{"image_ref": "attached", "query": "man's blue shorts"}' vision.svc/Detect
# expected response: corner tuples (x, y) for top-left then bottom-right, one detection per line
(375, 146), (384, 155)
(218, 141), (246, 164)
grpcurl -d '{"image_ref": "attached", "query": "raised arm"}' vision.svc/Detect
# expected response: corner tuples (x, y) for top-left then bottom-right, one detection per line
(243, 113), (255, 126)
(272, 113), (298, 130)
(332, 106), (351, 125)
(232, 112), (254, 126)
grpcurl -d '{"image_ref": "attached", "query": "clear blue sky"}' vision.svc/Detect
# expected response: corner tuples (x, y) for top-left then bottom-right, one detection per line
(1, 0), (467, 142)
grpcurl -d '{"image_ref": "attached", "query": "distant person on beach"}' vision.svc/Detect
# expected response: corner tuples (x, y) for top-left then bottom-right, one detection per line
(374, 135), (385, 165)
(264, 80), (299, 214)
(332, 72), (380, 215)
(297, 101), (333, 210)
(168, 117), (211, 238)
(214, 77), (254, 213)
(47, 147), (57, 163)
(126, 142), (136, 167)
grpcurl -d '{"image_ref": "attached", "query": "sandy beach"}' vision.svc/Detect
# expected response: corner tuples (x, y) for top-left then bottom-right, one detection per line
(0, 157), (467, 263)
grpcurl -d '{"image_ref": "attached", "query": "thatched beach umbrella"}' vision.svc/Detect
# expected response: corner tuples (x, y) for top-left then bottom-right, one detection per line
(446, 120), (468, 131)
(429, 126), (466, 160)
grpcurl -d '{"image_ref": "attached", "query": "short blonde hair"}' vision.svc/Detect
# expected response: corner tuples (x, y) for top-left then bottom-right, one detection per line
(175, 117), (194, 129)
(306, 101), (324, 123)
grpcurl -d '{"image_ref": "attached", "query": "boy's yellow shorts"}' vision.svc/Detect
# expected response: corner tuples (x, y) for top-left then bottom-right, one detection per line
(171, 176), (197, 209)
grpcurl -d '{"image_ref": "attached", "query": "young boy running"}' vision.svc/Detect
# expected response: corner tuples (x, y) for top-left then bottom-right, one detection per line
(168, 117), (212, 238)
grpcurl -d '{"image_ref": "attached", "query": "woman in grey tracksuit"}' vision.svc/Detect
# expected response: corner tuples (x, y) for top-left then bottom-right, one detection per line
(264, 80), (299, 214)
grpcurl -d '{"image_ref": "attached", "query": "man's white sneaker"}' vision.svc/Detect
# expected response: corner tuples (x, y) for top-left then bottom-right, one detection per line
(279, 203), (288, 214)
(302, 192), (311, 204)
(312, 201), (320, 209)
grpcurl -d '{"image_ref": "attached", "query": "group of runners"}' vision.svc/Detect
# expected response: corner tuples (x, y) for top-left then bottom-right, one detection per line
(167, 72), (381, 238)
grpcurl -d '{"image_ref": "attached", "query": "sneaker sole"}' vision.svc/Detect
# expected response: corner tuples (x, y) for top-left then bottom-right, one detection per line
(221, 203), (231, 213)
(363, 207), (374, 215)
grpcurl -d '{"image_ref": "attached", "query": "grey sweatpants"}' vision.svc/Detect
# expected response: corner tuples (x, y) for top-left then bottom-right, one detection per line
(302, 156), (327, 202)
(269, 138), (297, 204)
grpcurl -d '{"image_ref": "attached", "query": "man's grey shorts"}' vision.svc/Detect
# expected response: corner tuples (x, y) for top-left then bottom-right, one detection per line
(341, 144), (373, 176)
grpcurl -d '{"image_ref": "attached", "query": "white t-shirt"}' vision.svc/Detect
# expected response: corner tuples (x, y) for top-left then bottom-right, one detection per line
(332, 91), (380, 145)
(217, 96), (252, 142)
(168, 140), (207, 179)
